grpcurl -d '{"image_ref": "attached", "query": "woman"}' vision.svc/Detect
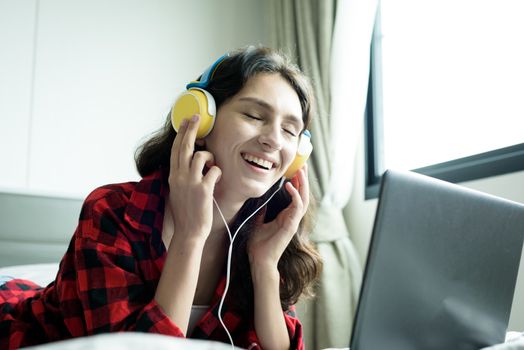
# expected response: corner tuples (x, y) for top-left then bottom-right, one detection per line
(0, 46), (322, 350)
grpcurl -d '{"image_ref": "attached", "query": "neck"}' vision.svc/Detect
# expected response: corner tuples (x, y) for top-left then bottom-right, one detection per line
(210, 180), (250, 230)
(210, 194), (244, 237)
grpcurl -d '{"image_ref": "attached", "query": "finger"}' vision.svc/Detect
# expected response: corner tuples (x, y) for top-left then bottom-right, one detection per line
(171, 118), (189, 170)
(279, 184), (303, 242)
(179, 114), (200, 169)
(284, 181), (303, 217)
(190, 151), (215, 179)
(297, 167), (310, 212)
(203, 165), (222, 188)
(290, 173), (300, 192)
(289, 168), (306, 200)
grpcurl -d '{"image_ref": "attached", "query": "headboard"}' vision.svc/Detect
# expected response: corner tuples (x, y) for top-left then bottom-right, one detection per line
(0, 191), (83, 267)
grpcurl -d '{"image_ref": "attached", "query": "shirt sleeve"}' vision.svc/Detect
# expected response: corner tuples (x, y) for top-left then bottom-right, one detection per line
(63, 196), (184, 337)
(283, 305), (304, 350)
(244, 306), (304, 350)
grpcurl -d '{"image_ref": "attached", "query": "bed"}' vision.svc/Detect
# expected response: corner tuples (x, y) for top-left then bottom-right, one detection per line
(1, 263), (523, 350)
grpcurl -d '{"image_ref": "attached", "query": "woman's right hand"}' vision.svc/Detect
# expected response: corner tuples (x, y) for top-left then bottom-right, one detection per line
(155, 115), (221, 332)
(168, 114), (222, 244)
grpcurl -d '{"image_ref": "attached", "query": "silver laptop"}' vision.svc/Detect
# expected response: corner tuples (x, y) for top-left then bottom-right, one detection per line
(350, 170), (524, 350)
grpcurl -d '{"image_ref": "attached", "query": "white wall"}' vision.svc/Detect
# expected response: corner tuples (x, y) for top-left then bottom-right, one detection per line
(0, 0), (270, 198)
(346, 134), (524, 331)
(0, 0), (36, 190)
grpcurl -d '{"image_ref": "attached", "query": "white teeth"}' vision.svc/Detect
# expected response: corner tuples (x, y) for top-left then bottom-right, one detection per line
(242, 154), (273, 170)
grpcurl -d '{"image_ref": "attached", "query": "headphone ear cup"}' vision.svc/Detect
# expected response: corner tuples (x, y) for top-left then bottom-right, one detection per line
(284, 131), (313, 179)
(171, 88), (216, 139)
(284, 153), (309, 179)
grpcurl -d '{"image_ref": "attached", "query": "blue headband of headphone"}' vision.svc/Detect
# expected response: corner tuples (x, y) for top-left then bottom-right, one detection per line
(186, 53), (230, 90)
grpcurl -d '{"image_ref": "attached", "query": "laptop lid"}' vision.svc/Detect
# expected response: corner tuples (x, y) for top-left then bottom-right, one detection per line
(350, 170), (524, 350)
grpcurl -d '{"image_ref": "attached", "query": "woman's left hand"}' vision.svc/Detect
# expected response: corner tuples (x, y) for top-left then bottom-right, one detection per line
(247, 165), (310, 269)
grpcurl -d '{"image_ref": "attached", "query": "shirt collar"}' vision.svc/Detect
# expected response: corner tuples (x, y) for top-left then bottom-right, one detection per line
(124, 167), (169, 235)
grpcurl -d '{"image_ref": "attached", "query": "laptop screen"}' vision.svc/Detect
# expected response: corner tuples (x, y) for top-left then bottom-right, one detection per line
(350, 170), (524, 349)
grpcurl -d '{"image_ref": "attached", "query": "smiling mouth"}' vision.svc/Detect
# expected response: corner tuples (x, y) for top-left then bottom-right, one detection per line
(241, 153), (275, 170)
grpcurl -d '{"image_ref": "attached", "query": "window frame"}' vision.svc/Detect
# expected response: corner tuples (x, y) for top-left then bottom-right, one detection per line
(365, 5), (524, 200)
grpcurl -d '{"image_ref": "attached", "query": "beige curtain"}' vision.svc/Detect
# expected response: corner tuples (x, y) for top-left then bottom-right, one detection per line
(269, 0), (369, 348)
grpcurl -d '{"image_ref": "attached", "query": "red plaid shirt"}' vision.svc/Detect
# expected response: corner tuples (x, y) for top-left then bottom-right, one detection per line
(0, 169), (303, 349)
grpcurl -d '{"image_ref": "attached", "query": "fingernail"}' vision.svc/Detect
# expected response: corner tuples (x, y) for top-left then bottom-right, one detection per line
(180, 118), (188, 127)
(191, 114), (199, 122)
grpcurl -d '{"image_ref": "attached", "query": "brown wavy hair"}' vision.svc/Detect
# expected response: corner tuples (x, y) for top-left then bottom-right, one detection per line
(135, 46), (322, 314)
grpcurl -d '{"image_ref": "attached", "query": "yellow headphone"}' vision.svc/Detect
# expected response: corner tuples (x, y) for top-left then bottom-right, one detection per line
(171, 54), (227, 139)
(170, 54), (312, 179)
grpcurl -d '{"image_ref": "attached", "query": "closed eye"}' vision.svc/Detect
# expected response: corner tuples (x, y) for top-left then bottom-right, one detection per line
(243, 112), (298, 136)
(283, 128), (297, 137)
(243, 113), (262, 121)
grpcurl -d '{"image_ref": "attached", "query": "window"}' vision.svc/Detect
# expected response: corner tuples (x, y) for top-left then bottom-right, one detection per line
(366, 0), (524, 199)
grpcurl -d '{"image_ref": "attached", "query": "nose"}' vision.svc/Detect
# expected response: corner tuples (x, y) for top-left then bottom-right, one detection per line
(258, 122), (283, 151)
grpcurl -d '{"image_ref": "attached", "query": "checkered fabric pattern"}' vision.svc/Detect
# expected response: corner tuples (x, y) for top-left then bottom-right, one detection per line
(0, 169), (303, 349)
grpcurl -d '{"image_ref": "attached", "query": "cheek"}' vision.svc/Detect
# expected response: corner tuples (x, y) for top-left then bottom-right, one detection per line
(203, 136), (224, 165)
(205, 130), (235, 163)
(282, 144), (298, 168)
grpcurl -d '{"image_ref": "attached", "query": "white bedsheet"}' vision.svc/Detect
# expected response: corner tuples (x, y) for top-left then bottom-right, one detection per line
(483, 332), (524, 350)
(0, 263), (59, 287)
(22, 332), (240, 350)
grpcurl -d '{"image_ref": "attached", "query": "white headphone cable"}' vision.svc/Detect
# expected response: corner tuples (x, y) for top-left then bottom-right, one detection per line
(212, 177), (285, 349)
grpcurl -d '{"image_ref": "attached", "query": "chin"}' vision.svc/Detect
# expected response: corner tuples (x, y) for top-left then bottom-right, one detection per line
(241, 181), (275, 199)
(244, 187), (268, 200)
(254, 180), (283, 199)
(228, 172), (282, 200)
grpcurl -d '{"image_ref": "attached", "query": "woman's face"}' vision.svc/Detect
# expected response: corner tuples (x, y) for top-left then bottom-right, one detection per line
(204, 73), (304, 200)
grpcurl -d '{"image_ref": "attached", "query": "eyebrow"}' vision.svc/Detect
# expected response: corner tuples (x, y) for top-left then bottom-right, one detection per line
(238, 96), (304, 128)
